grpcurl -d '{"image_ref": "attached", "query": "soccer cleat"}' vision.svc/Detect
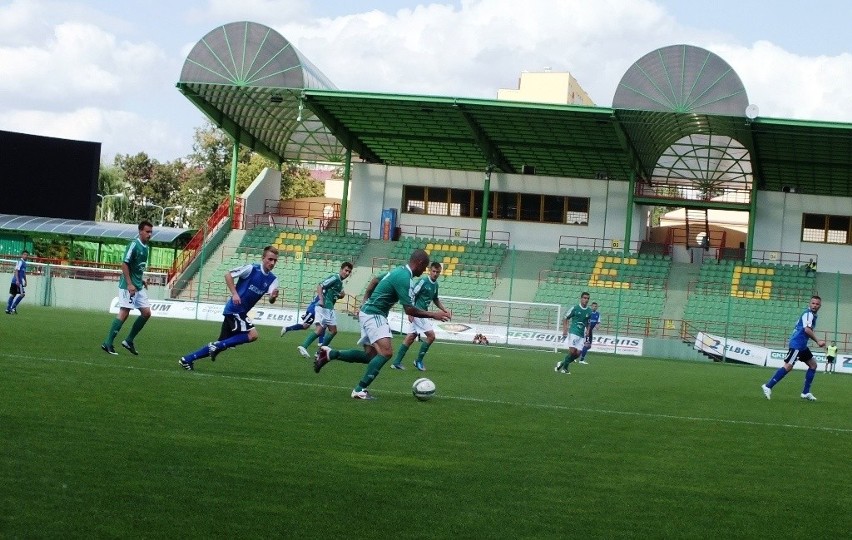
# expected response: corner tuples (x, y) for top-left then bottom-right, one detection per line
(414, 360), (426, 372)
(314, 346), (331, 373)
(801, 392), (817, 401)
(280, 326), (288, 337)
(11, 309), (17, 314)
(297, 346), (310, 359)
(121, 340), (139, 356)
(101, 344), (118, 356)
(391, 363), (405, 370)
(4, 309), (10, 314)
(761, 384), (772, 400)
(578, 360), (588, 365)
(351, 389), (375, 400)
(179, 357), (194, 371)
(208, 342), (221, 361)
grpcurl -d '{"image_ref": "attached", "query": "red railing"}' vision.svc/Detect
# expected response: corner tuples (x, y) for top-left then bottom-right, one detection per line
(168, 197), (238, 283)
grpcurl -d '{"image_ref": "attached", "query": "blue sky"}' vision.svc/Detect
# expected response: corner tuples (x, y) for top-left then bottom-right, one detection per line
(1, 0), (850, 162)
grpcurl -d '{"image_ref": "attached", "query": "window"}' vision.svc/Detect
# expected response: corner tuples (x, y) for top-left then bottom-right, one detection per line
(802, 213), (851, 245)
(449, 189), (469, 217)
(404, 186), (425, 214)
(542, 195), (564, 223)
(494, 192), (518, 220)
(827, 215), (850, 244)
(427, 187), (449, 215)
(566, 197), (590, 225)
(519, 193), (541, 222)
(401, 185), (589, 225)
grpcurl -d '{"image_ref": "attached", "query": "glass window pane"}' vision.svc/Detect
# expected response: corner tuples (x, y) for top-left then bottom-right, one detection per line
(404, 186), (425, 214)
(427, 187), (449, 216)
(472, 191), (487, 218)
(494, 192), (518, 220)
(450, 189), (470, 217)
(542, 195), (563, 223)
(802, 213), (824, 229)
(566, 197), (589, 225)
(519, 193), (540, 221)
(827, 215), (849, 244)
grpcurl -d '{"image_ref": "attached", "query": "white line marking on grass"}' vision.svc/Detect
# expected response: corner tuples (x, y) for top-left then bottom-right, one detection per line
(4, 352), (851, 434)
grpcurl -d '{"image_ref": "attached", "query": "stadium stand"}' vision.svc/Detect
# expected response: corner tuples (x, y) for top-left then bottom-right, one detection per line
(387, 236), (506, 299)
(199, 225), (368, 304)
(683, 260), (816, 344)
(531, 249), (671, 330)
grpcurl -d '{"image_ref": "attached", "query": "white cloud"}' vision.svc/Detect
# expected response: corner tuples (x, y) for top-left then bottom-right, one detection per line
(2, 0), (852, 165)
(0, 107), (190, 163)
(186, 0), (312, 25)
(716, 41), (852, 122)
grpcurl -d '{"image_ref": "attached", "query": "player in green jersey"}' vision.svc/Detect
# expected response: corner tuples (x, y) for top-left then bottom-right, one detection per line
(296, 261), (352, 358)
(391, 261), (451, 371)
(313, 249), (451, 399)
(101, 220), (153, 356)
(555, 291), (592, 374)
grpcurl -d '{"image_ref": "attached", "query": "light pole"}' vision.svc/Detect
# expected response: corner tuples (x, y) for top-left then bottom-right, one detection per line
(162, 205), (183, 227)
(145, 204), (183, 226)
(97, 193), (125, 221)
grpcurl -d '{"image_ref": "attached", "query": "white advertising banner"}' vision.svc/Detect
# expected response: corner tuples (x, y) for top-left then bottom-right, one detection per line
(109, 297), (301, 326)
(386, 311), (644, 355)
(109, 299), (644, 356)
(694, 330), (851, 374)
(694, 332), (769, 365)
(766, 349), (852, 374)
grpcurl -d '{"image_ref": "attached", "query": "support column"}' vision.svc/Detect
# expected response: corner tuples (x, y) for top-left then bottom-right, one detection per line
(339, 148), (352, 235)
(479, 165), (493, 246)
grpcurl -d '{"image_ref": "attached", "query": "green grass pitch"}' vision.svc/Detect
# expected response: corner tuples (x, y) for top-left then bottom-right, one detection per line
(1, 307), (849, 538)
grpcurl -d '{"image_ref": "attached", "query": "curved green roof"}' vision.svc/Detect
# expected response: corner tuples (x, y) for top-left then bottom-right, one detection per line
(177, 32), (852, 198)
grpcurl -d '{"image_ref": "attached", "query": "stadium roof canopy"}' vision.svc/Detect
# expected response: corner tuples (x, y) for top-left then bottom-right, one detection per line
(177, 22), (852, 198)
(0, 215), (192, 244)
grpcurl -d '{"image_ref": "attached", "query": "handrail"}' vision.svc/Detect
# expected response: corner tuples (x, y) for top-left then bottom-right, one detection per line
(168, 196), (236, 284)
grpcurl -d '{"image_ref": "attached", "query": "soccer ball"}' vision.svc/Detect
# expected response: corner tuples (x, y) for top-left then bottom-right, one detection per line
(412, 377), (436, 401)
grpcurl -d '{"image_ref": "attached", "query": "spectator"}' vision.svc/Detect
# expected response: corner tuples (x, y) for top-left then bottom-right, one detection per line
(804, 258), (817, 276)
(824, 343), (837, 374)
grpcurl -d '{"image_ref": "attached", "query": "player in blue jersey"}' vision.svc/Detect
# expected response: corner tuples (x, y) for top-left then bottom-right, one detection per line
(179, 246), (279, 371)
(279, 295), (325, 339)
(578, 302), (600, 364)
(762, 295), (825, 401)
(296, 262), (352, 358)
(313, 249), (451, 399)
(6, 250), (28, 314)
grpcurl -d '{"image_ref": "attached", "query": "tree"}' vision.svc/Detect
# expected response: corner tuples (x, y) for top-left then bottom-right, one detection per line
(97, 164), (133, 222)
(281, 164), (324, 200)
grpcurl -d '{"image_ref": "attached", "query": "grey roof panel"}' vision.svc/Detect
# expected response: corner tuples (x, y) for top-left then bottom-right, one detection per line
(0, 214), (192, 243)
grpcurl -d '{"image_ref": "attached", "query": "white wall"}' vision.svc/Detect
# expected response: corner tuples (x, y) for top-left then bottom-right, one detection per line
(345, 163), (631, 252)
(752, 191), (851, 273)
(241, 168), (282, 227)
